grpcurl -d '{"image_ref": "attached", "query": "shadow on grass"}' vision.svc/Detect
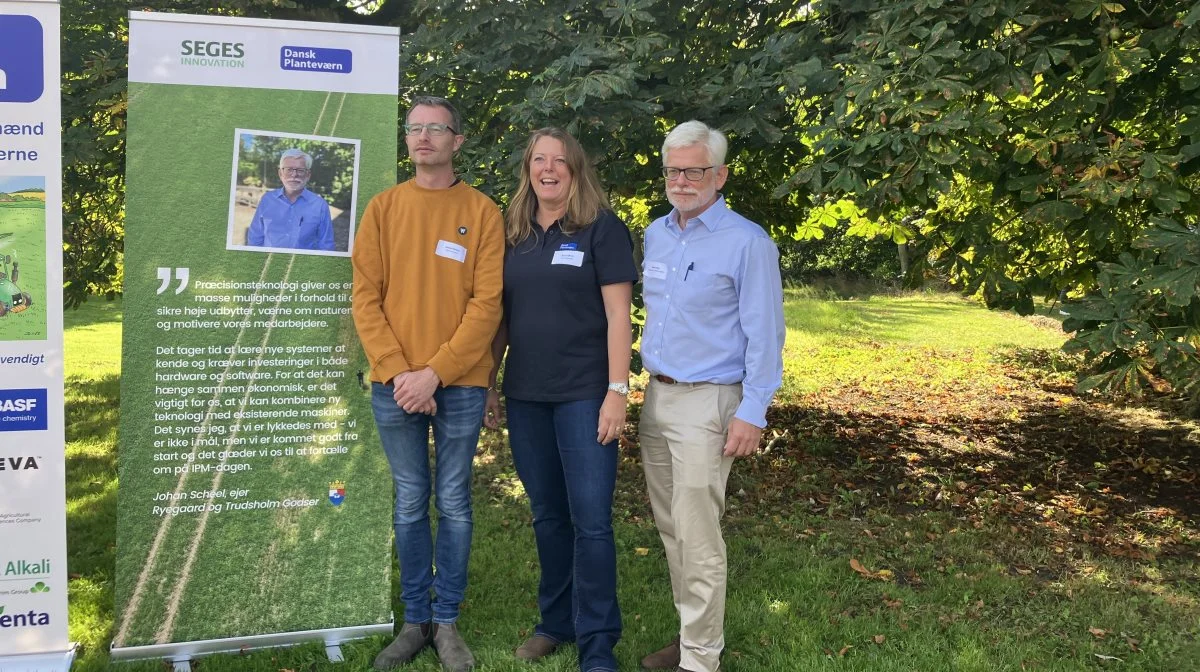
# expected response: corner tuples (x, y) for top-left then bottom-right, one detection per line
(725, 398), (1198, 564)
(64, 298), (124, 328)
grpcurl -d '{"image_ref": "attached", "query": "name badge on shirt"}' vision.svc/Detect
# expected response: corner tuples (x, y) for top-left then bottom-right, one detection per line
(551, 250), (584, 267)
(435, 240), (468, 263)
(644, 261), (668, 280)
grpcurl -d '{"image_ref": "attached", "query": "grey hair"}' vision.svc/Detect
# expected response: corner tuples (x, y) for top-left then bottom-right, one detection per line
(278, 148), (312, 169)
(662, 120), (728, 166)
(408, 95), (463, 135)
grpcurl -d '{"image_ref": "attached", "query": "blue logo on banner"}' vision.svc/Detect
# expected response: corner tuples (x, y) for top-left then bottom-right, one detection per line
(0, 16), (45, 103)
(0, 389), (47, 431)
(280, 46), (353, 74)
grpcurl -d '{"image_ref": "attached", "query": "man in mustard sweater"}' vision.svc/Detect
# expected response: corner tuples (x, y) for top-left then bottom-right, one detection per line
(352, 96), (504, 672)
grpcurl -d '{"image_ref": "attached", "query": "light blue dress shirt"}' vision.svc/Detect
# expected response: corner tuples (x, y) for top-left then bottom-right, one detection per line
(640, 196), (785, 428)
(247, 188), (334, 251)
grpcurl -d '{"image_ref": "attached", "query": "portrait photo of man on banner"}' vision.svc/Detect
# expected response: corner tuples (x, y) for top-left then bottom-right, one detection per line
(227, 129), (360, 256)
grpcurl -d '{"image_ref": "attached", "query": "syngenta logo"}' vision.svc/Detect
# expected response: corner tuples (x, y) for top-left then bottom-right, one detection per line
(0, 456), (39, 471)
(4, 558), (50, 576)
(179, 40), (246, 68)
(0, 605), (51, 628)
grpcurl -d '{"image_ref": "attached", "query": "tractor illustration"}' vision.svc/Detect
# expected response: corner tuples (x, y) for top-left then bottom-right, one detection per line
(0, 237), (32, 317)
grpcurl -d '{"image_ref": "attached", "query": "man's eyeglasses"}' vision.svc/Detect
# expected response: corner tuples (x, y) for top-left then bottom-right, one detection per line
(405, 123), (457, 137)
(281, 167), (309, 176)
(662, 166), (714, 181)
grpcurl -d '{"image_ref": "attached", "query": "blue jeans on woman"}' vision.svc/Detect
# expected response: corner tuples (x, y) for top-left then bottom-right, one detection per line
(371, 382), (487, 625)
(506, 396), (621, 672)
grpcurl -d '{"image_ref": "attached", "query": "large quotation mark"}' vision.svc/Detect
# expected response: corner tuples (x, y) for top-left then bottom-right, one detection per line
(156, 267), (190, 295)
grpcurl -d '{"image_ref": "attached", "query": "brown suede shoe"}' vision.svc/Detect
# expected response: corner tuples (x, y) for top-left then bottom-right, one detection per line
(640, 637), (681, 670)
(514, 634), (560, 661)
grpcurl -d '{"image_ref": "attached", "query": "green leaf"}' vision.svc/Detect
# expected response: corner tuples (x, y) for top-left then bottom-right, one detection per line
(1025, 200), (1085, 223)
(1186, 3), (1200, 27)
(1139, 154), (1159, 179)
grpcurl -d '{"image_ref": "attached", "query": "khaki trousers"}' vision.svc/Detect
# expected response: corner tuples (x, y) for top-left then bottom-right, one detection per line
(639, 378), (741, 672)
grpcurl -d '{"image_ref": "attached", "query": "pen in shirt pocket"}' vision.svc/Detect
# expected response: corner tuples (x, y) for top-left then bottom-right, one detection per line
(684, 262), (694, 281)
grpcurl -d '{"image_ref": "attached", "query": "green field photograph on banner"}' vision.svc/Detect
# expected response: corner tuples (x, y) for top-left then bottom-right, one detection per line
(113, 12), (400, 662)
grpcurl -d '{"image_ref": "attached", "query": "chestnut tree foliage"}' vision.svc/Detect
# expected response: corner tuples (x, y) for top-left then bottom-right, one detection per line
(64, 0), (1200, 400)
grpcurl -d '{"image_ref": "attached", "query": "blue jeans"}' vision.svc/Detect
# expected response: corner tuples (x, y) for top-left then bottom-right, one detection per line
(506, 396), (621, 672)
(371, 383), (486, 625)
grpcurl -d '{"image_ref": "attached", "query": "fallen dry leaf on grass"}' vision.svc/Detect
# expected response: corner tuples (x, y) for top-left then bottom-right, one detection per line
(872, 634), (886, 644)
(1088, 627), (1108, 639)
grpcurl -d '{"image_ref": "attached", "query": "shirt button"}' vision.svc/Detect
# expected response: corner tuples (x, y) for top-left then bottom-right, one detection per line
(671, 267), (676, 272)
(665, 294), (670, 299)
(682, 241), (687, 246)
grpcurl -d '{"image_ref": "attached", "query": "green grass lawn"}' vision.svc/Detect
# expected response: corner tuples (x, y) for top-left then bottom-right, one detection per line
(65, 292), (1199, 671)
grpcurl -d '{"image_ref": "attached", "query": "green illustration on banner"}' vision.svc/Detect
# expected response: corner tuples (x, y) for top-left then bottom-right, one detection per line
(0, 176), (46, 341)
(115, 81), (396, 648)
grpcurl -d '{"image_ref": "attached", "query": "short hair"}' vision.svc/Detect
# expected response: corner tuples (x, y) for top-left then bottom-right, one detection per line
(407, 95), (463, 135)
(662, 120), (728, 166)
(278, 148), (312, 170)
(505, 128), (610, 247)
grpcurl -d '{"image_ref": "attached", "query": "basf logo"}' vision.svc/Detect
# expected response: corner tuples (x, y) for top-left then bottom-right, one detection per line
(0, 388), (47, 431)
(0, 15), (45, 103)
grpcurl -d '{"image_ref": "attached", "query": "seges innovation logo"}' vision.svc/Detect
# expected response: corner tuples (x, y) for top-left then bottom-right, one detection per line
(0, 15), (45, 103)
(180, 40), (246, 69)
(0, 605), (51, 629)
(0, 388), (46, 432)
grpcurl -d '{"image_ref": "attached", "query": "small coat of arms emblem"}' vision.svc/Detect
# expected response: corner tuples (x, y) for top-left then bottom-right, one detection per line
(328, 480), (346, 506)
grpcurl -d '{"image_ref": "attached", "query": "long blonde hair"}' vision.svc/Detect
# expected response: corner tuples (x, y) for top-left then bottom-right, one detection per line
(506, 128), (610, 247)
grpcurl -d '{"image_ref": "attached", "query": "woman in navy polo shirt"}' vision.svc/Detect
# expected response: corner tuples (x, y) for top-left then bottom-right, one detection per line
(484, 128), (637, 672)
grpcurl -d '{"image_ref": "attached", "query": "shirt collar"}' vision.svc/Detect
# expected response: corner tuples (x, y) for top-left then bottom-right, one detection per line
(667, 195), (728, 233)
(274, 187), (312, 203)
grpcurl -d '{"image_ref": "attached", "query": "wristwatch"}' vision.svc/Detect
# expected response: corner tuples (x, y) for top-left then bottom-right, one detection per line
(607, 382), (629, 396)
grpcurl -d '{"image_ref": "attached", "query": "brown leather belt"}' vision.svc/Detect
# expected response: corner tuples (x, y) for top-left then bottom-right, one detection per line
(653, 374), (679, 385)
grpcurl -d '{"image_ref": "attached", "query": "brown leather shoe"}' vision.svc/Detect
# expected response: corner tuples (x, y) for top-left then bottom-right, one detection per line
(640, 637), (681, 670)
(514, 634), (560, 661)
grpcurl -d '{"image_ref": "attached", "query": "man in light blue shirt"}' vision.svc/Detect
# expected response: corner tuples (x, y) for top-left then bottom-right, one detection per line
(246, 148), (335, 251)
(637, 121), (785, 672)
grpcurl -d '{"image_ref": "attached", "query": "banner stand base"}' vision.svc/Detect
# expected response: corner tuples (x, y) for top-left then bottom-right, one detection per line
(110, 621), (393, 666)
(325, 644), (344, 662)
(0, 643), (77, 672)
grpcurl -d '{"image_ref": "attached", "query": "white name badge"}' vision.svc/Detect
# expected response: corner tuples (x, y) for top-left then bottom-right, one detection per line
(435, 240), (468, 263)
(552, 250), (584, 267)
(644, 261), (668, 280)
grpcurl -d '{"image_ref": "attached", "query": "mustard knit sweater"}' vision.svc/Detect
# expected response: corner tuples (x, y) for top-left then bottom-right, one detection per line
(351, 179), (504, 387)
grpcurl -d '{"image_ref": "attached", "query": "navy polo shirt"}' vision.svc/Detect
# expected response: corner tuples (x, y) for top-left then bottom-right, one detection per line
(502, 209), (638, 402)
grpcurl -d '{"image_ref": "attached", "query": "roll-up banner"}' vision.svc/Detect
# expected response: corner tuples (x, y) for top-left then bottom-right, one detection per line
(114, 12), (399, 664)
(0, 1), (73, 671)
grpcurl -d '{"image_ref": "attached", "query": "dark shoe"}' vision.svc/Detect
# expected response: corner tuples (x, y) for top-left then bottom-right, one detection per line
(432, 622), (476, 672)
(374, 622), (433, 670)
(515, 634), (560, 661)
(640, 637), (681, 670)
(672, 668), (698, 672)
